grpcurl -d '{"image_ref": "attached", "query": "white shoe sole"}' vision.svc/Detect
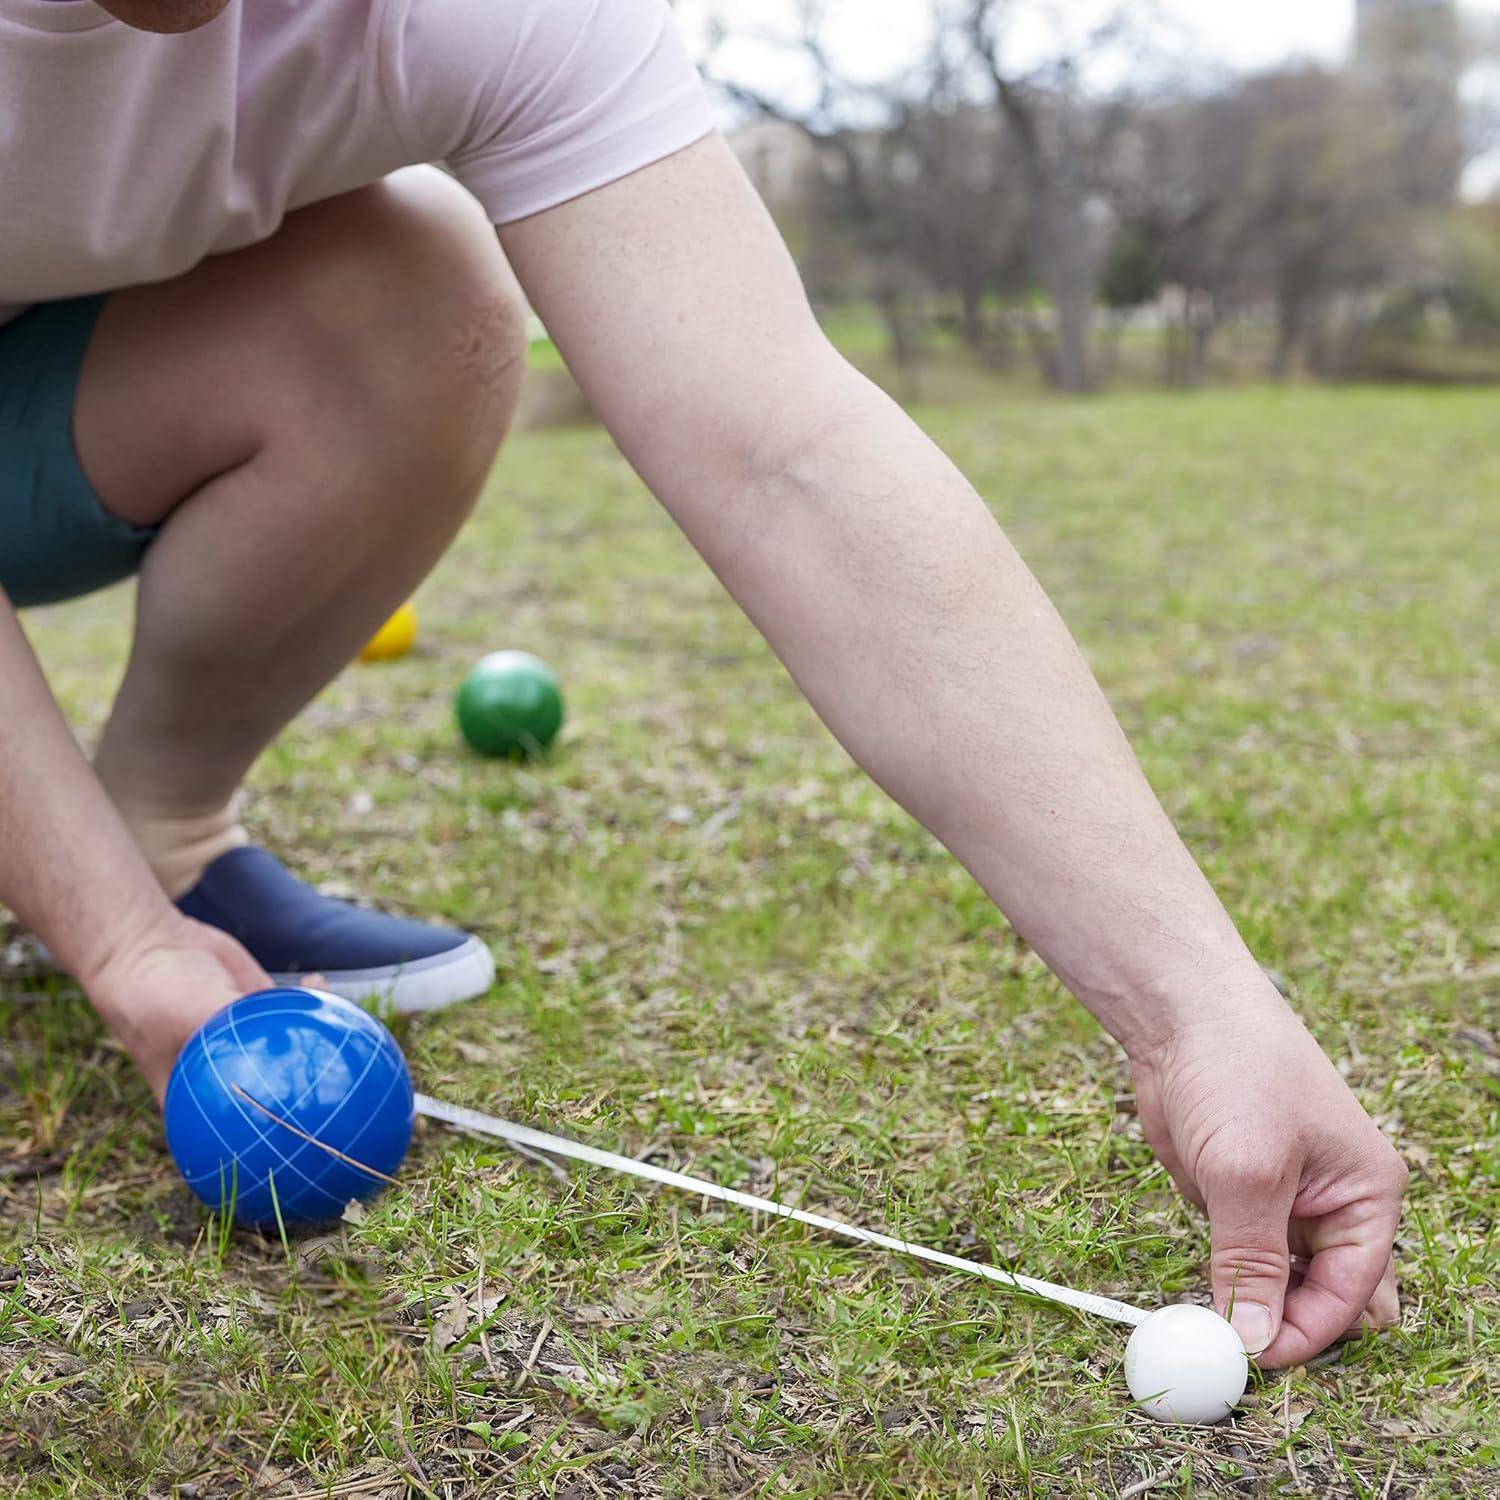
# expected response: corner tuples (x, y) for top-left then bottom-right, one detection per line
(272, 936), (496, 1015)
(25, 935), (495, 1015)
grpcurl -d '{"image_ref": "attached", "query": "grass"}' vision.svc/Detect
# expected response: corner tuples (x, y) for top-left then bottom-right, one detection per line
(3, 381), (1498, 1497)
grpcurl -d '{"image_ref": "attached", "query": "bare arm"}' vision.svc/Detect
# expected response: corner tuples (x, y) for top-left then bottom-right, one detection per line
(500, 134), (1406, 1365)
(0, 592), (268, 1096)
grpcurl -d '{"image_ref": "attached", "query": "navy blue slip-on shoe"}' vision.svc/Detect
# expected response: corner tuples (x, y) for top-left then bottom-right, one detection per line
(176, 846), (494, 1013)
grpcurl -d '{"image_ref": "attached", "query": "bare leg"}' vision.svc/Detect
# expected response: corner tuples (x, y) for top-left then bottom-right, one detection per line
(76, 169), (526, 894)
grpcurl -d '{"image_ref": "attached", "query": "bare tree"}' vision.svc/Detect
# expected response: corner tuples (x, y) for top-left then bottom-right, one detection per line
(707, 0), (1160, 393)
(882, 82), (1033, 367)
(958, 1), (1145, 392)
(1238, 71), (1427, 376)
(1102, 96), (1249, 385)
(707, 4), (1032, 389)
(1112, 66), (1434, 381)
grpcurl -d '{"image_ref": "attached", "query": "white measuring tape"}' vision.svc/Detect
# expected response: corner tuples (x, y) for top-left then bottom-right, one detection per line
(415, 1094), (1148, 1328)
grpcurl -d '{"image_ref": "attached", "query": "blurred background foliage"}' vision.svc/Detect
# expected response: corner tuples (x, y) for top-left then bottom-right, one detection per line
(652, 0), (1500, 396)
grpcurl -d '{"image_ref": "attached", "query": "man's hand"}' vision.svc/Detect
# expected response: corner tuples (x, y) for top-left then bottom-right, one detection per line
(84, 912), (273, 1103)
(1131, 992), (1407, 1368)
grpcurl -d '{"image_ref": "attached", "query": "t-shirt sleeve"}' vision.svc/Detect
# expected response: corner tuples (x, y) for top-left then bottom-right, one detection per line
(379, 0), (716, 225)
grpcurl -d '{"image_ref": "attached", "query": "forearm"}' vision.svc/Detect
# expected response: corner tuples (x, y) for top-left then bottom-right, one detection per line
(654, 360), (1280, 1053)
(0, 593), (175, 985)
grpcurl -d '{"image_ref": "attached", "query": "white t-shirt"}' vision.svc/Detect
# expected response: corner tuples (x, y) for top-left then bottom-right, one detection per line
(0, 0), (715, 325)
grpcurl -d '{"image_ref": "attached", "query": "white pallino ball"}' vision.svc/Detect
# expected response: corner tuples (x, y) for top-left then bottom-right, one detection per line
(1124, 1304), (1250, 1424)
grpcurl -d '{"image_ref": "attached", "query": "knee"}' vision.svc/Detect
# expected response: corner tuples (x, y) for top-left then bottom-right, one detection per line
(275, 168), (529, 490)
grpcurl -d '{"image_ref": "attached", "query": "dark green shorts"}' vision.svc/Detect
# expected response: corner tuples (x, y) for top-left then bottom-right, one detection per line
(0, 296), (156, 608)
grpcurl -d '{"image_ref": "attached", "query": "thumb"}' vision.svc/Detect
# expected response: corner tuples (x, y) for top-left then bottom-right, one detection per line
(1206, 1168), (1297, 1358)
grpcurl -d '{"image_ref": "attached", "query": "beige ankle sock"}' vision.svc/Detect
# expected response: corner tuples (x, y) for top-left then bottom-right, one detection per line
(121, 805), (251, 900)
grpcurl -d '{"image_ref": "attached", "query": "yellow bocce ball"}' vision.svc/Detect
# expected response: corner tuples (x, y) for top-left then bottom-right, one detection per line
(359, 602), (419, 663)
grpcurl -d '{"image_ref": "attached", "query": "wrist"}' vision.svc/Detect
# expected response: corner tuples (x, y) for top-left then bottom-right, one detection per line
(71, 893), (186, 998)
(1088, 951), (1295, 1063)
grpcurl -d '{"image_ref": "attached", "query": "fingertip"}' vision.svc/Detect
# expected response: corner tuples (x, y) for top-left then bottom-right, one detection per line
(1278, 1232), (1398, 1361)
(1271, 1280), (1379, 1368)
(1227, 1301), (1275, 1357)
(1254, 1325), (1312, 1371)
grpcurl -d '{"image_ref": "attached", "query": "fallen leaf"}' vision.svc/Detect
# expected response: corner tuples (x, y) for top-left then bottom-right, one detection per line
(430, 1293), (470, 1351)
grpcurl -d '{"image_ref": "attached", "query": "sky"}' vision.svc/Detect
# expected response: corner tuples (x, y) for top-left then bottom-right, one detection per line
(1151, 0), (1386, 69)
(1164, 0), (1500, 69)
(679, 0), (1500, 77)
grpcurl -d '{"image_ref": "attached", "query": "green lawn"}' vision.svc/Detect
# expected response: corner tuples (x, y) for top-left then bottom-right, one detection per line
(3, 384), (1497, 1497)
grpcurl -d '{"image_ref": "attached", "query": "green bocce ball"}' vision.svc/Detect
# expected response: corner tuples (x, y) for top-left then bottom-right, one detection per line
(455, 651), (565, 759)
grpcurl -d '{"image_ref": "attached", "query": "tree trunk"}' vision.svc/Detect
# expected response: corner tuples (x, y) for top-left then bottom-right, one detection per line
(1096, 312), (1124, 385)
(1189, 313), (1216, 387)
(959, 280), (1016, 370)
(1186, 292), (1217, 387)
(984, 74), (1096, 394)
(1270, 292), (1305, 379)
(1020, 306), (1059, 385)
(1050, 273), (1094, 393)
(959, 281), (987, 351)
(1332, 297), (1374, 379)
(1162, 317), (1184, 387)
(1032, 185), (1095, 393)
(875, 265), (925, 404)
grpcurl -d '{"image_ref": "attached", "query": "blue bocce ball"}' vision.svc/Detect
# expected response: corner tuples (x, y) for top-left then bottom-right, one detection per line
(163, 987), (414, 1229)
